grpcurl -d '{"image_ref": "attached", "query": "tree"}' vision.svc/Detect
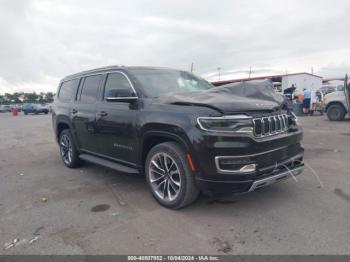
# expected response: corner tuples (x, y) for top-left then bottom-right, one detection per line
(23, 92), (39, 103)
(0, 92), (55, 104)
(45, 92), (55, 103)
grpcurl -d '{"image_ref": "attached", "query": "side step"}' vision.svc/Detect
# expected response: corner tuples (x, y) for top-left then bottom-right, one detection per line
(79, 154), (139, 174)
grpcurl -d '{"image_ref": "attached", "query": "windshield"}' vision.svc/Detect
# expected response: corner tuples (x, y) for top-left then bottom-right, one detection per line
(129, 68), (213, 97)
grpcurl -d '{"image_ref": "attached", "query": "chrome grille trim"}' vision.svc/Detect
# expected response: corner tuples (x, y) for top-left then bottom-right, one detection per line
(253, 114), (289, 137)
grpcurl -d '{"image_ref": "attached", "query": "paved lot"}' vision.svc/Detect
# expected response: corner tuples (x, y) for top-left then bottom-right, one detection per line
(0, 113), (350, 255)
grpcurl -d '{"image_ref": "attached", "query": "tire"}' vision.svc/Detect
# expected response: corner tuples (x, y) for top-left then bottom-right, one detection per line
(327, 104), (346, 121)
(59, 129), (81, 168)
(145, 142), (200, 209)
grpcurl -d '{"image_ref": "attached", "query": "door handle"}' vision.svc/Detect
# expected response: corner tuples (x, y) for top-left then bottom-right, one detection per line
(97, 111), (108, 117)
(71, 108), (78, 114)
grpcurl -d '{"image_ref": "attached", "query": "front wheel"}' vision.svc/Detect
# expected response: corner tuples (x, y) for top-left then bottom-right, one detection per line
(327, 104), (345, 121)
(59, 129), (81, 168)
(145, 142), (200, 209)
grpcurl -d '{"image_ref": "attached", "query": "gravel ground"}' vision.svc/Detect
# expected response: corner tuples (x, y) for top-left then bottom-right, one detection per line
(0, 113), (349, 255)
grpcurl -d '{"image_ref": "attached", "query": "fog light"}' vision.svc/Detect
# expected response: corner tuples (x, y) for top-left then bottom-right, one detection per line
(239, 164), (256, 172)
(215, 157), (257, 174)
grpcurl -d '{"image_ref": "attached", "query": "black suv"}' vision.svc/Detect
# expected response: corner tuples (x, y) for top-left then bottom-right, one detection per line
(52, 66), (304, 209)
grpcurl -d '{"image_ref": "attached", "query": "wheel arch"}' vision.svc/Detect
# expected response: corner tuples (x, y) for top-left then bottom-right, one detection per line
(325, 101), (347, 113)
(140, 131), (193, 170)
(55, 119), (73, 142)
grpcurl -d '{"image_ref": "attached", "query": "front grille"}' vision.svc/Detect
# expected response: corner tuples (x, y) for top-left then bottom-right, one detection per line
(252, 114), (289, 137)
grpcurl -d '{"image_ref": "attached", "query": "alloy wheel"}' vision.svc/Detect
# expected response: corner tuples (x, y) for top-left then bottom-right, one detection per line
(148, 152), (181, 201)
(60, 134), (73, 165)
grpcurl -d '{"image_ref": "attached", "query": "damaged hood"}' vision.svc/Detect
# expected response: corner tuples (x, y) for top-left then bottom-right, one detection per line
(154, 80), (283, 114)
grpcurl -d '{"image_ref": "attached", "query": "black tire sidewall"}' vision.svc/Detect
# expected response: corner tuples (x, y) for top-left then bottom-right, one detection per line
(327, 105), (345, 121)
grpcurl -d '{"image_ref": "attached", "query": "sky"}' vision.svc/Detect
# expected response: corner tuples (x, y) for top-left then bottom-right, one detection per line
(1, 0), (350, 94)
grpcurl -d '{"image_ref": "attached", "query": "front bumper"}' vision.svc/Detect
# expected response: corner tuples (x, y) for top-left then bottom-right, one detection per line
(190, 127), (304, 195)
(248, 165), (303, 192)
(197, 162), (304, 195)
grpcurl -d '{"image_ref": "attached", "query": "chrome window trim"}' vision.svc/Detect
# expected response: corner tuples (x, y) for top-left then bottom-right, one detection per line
(103, 71), (139, 99)
(105, 97), (138, 100)
(62, 70), (139, 99)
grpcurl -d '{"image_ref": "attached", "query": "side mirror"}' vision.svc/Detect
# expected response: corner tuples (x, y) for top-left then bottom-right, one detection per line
(105, 88), (138, 103)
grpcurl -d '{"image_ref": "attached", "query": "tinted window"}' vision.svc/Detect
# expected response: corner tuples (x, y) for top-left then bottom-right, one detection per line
(80, 75), (102, 103)
(104, 72), (133, 99)
(59, 79), (79, 102)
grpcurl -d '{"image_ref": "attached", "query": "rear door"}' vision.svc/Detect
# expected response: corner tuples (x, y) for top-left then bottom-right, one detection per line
(71, 74), (103, 153)
(95, 71), (139, 165)
(344, 74), (350, 114)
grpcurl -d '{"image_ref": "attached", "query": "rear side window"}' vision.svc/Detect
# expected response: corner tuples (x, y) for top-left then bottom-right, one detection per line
(104, 72), (134, 99)
(58, 79), (79, 102)
(80, 75), (102, 103)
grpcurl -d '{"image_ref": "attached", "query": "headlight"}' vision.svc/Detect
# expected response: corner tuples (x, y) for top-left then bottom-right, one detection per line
(197, 115), (253, 133)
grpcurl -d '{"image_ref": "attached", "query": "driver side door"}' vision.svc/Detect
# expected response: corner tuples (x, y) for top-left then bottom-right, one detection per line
(95, 71), (139, 166)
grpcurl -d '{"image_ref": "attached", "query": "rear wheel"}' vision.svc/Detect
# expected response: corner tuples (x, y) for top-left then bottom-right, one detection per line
(59, 129), (81, 168)
(145, 142), (200, 209)
(327, 104), (346, 121)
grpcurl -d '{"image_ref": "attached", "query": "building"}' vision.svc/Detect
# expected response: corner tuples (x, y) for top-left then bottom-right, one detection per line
(211, 72), (323, 92)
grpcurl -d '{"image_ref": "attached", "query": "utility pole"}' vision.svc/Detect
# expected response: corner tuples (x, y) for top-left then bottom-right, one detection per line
(248, 66), (252, 78)
(190, 62), (194, 73)
(311, 66), (314, 75)
(217, 67), (222, 81)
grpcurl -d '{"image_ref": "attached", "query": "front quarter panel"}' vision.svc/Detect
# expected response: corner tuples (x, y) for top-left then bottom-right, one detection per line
(325, 91), (347, 108)
(137, 101), (218, 166)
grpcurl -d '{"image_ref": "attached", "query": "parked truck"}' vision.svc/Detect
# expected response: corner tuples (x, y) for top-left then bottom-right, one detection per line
(325, 75), (350, 121)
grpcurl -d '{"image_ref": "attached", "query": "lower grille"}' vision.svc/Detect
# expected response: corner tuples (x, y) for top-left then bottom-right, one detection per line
(253, 114), (289, 137)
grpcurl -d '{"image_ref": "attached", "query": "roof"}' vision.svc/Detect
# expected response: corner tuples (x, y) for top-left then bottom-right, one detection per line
(62, 65), (173, 81)
(211, 72), (323, 86)
(62, 65), (125, 81)
(322, 77), (345, 83)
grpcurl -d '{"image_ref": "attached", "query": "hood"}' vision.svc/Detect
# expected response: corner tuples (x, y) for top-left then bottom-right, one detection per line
(324, 90), (347, 103)
(154, 80), (283, 114)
